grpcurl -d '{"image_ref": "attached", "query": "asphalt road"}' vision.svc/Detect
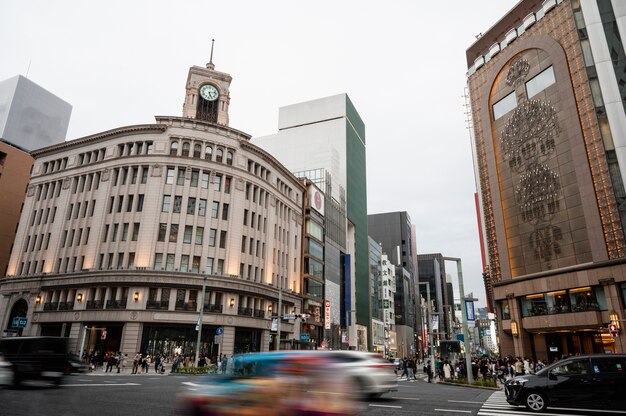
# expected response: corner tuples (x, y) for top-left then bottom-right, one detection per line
(1, 372), (624, 416)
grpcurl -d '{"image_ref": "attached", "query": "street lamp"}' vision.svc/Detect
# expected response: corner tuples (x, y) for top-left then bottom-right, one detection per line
(444, 257), (474, 384)
(194, 276), (208, 366)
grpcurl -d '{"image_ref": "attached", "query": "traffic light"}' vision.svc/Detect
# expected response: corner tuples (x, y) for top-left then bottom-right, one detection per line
(609, 323), (619, 338)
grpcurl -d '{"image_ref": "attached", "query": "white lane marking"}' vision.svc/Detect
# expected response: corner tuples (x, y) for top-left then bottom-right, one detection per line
(391, 396), (421, 401)
(63, 383), (141, 387)
(435, 409), (472, 413)
(369, 404), (402, 409)
(448, 399), (485, 404)
(549, 407), (626, 414)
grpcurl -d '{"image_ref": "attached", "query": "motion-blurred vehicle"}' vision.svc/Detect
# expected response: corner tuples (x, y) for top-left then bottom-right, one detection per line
(178, 351), (363, 416)
(0, 353), (13, 386)
(0, 336), (70, 386)
(326, 351), (397, 399)
(505, 354), (626, 412)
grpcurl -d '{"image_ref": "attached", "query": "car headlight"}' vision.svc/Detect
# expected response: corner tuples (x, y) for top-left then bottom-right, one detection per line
(508, 378), (528, 386)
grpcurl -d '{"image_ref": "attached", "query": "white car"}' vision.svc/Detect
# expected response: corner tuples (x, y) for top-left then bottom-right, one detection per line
(326, 351), (398, 400)
(0, 353), (13, 386)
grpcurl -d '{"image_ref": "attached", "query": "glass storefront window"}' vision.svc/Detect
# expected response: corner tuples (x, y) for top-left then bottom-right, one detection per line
(594, 286), (608, 310)
(500, 301), (511, 320)
(569, 287), (599, 312)
(545, 290), (570, 313)
(521, 293), (548, 317)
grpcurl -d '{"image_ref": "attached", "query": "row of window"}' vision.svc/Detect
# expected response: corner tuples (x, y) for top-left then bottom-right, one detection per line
(41, 157), (68, 175)
(247, 159), (271, 181)
(30, 206), (58, 227)
(154, 253), (224, 275)
(116, 141), (154, 158)
(111, 166), (149, 187)
(276, 177), (294, 200)
(70, 172), (102, 194)
(67, 199), (97, 220)
(77, 147), (108, 166)
(170, 140), (233, 165)
(240, 236), (266, 258)
(34, 180), (64, 201)
(107, 194), (145, 214)
(165, 167), (232, 193)
(157, 224), (205, 245)
(24, 233), (52, 253)
(61, 227), (92, 247)
(98, 252), (136, 270)
(102, 223), (140, 243)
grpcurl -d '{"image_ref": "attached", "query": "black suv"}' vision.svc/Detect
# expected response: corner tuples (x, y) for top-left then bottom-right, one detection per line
(0, 336), (71, 386)
(505, 354), (626, 412)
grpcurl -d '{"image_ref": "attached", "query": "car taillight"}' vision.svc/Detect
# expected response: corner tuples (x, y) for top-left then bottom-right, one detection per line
(369, 364), (392, 369)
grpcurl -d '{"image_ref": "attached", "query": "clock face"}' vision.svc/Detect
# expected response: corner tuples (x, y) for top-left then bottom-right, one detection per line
(200, 84), (219, 101)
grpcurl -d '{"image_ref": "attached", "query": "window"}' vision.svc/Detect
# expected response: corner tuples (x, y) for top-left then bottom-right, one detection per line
(193, 144), (201, 158)
(199, 199), (207, 216)
(173, 196), (182, 213)
(216, 148), (223, 163)
(112, 224), (119, 242)
(226, 151), (233, 165)
(307, 239), (324, 259)
(243, 209), (248, 226)
(132, 223), (140, 241)
(184, 226), (193, 243)
(192, 256), (200, 273)
(526, 66), (555, 98)
(211, 201), (219, 218)
(162, 195), (171, 212)
(224, 176), (231, 194)
(187, 197), (196, 215)
(180, 255), (189, 272)
(209, 228), (217, 246)
(182, 142), (190, 157)
(126, 195), (134, 212)
(169, 224), (179, 242)
(137, 194), (144, 212)
(493, 91), (517, 120)
(213, 174), (222, 191)
(158, 223), (168, 242)
(154, 253), (163, 269)
(219, 231), (227, 249)
(166, 167), (175, 184)
(166, 254), (175, 271)
(121, 223), (129, 241)
(177, 168), (185, 185)
(222, 203), (229, 220)
(206, 257), (214, 274)
(141, 166), (148, 184)
(241, 236), (247, 253)
(205, 146), (213, 160)
(201, 172), (209, 189)
(131, 167), (138, 184)
(170, 142), (179, 156)
(195, 227), (204, 245)
(216, 259), (224, 275)
(190, 170), (199, 187)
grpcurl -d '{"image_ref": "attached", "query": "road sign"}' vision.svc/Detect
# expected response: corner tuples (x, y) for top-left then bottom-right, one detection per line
(284, 314), (296, 320)
(216, 326), (224, 336)
(456, 333), (464, 342)
(11, 317), (27, 328)
(214, 335), (222, 344)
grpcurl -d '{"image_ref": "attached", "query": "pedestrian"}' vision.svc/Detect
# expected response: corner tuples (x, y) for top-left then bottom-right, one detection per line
(115, 352), (122, 373)
(399, 358), (408, 380)
(406, 358), (415, 381)
(105, 352), (115, 373)
(443, 360), (453, 381)
(514, 357), (523, 376)
(221, 355), (228, 374)
(424, 360), (433, 383)
(132, 353), (141, 374)
(143, 354), (149, 373)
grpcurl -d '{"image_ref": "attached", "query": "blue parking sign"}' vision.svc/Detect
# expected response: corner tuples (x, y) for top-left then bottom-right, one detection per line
(12, 317), (27, 328)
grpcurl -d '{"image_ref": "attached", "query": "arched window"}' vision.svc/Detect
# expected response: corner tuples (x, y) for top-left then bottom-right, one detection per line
(170, 142), (179, 156)
(205, 146), (213, 161)
(216, 148), (223, 163)
(193, 144), (202, 158)
(226, 151), (233, 165)
(182, 142), (190, 157)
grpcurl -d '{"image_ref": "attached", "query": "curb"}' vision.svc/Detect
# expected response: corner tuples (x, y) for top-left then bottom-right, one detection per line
(437, 381), (502, 391)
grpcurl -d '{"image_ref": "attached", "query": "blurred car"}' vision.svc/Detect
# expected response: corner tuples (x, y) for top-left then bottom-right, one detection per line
(0, 336), (70, 386)
(326, 351), (398, 400)
(0, 353), (13, 386)
(393, 358), (402, 371)
(65, 353), (89, 374)
(505, 354), (626, 412)
(178, 351), (363, 416)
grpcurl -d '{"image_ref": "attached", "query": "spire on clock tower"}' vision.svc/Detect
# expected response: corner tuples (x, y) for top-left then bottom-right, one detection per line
(182, 40), (231, 126)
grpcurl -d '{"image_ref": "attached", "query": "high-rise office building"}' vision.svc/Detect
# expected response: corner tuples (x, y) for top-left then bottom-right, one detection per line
(254, 94), (369, 350)
(0, 75), (72, 151)
(467, 0), (626, 359)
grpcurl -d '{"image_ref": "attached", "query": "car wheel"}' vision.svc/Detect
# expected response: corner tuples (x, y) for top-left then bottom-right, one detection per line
(524, 391), (548, 412)
(353, 377), (369, 401)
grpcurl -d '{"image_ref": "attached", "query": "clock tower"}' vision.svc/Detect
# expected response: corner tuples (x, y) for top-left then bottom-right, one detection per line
(182, 43), (231, 126)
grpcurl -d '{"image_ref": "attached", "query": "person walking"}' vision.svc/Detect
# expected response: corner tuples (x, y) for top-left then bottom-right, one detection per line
(443, 360), (453, 381)
(115, 352), (122, 373)
(424, 360), (433, 383)
(221, 355), (228, 374)
(132, 353), (141, 374)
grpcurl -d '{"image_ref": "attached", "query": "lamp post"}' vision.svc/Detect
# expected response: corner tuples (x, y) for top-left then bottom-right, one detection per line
(275, 275), (283, 351)
(444, 257), (473, 384)
(417, 282), (432, 374)
(194, 276), (207, 366)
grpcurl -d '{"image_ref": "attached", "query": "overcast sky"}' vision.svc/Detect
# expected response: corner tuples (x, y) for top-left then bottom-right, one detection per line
(1, 0), (521, 307)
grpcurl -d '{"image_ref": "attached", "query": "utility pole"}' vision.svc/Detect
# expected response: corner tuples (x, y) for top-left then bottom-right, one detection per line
(275, 276), (282, 351)
(194, 277), (207, 365)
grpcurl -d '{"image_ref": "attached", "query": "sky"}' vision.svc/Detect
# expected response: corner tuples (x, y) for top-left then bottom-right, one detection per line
(0, 0), (521, 307)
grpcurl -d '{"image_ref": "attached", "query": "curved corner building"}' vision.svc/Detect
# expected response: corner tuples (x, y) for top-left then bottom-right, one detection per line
(0, 59), (305, 360)
(467, 0), (626, 360)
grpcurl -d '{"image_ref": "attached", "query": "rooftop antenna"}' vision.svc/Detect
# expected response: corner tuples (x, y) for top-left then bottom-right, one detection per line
(207, 39), (215, 70)
(25, 60), (32, 78)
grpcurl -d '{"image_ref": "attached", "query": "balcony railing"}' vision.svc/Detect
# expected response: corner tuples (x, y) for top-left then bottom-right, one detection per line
(86, 300), (104, 310)
(43, 302), (59, 311)
(253, 309), (265, 318)
(106, 299), (127, 309)
(203, 303), (223, 313)
(523, 302), (600, 317)
(58, 301), (75, 310)
(175, 301), (198, 311)
(146, 300), (170, 310)
(237, 307), (253, 316)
